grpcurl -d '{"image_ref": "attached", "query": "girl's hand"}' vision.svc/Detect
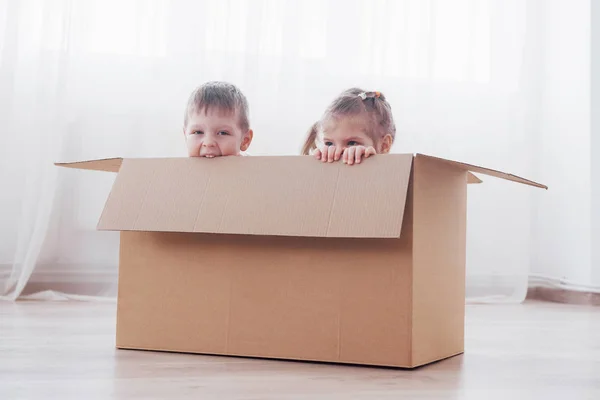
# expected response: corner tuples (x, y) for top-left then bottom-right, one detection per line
(313, 145), (376, 165)
(313, 145), (343, 163)
(342, 145), (376, 165)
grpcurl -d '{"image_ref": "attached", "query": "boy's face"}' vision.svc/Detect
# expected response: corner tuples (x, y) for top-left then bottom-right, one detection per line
(184, 108), (252, 157)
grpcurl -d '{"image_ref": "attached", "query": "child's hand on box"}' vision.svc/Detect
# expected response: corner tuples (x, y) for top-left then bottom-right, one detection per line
(313, 145), (376, 165)
(342, 145), (376, 165)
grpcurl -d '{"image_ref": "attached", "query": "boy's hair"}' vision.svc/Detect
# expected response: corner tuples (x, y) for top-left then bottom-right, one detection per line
(301, 87), (396, 155)
(184, 81), (250, 132)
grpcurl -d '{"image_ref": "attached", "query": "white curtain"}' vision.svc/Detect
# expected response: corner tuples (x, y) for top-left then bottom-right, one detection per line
(0, 0), (547, 302)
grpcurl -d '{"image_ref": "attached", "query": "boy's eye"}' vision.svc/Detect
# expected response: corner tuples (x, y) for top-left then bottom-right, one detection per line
(218, 131), (230, 136)
(347, 141), (360, 146)
(193, 131), (203, 135)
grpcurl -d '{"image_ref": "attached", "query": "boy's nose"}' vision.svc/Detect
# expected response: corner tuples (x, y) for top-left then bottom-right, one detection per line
(202, 138), (216, 147)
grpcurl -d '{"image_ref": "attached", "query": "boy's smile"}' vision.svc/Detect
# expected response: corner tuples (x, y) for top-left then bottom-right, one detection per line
(184, 108), (252, 157)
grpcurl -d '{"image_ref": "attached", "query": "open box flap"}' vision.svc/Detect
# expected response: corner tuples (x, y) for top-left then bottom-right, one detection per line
(94, 155), (414, 238)
(416, 154), (547, 189)
(54, 158), (123, 173)
(467, 172), (482, 184)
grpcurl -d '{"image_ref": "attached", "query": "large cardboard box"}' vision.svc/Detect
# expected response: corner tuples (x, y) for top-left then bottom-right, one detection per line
(56, 154), (546, 368)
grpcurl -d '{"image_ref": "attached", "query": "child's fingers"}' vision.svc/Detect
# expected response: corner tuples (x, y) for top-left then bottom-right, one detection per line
(334, 145), (343, 161)
(355, 146), (365, 164)
(322, 146), (331, 162)
(320, 146), (329, 162)
(356, 146), (376, 164)
(326, 146), (336, 163)
(365, 146), (376, 158)
(313, 148), (322, 160)
(346, 146), (356, 165)
(329, 146), (337, 163)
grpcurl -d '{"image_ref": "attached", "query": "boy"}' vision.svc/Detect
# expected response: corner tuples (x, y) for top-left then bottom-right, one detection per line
(183, 81), (253, 157)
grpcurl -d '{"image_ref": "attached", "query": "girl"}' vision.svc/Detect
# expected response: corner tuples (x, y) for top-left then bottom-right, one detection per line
(301, 88), (396, 165)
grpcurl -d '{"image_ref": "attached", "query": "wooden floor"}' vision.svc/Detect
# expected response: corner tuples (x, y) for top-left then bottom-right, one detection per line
(1, 300), (599, 399)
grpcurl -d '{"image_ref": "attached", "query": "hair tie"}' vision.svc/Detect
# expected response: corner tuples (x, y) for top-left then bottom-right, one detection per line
(358, 91), (382, 100)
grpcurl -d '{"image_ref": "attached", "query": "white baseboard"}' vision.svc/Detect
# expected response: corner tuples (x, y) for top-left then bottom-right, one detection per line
(0, 263), (117, 284)
(528, 274), (600, 294)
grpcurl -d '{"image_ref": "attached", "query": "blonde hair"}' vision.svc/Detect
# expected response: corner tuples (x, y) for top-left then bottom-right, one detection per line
(301, 88), (396, 155)
(184, 81), (250, 131)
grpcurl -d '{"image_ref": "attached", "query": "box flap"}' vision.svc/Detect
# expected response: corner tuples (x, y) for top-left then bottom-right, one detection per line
(467, 172), (482, 184)
(54, 158), (123, 173)
(96, 155), (414, 238)
(416, 154), (547, 189)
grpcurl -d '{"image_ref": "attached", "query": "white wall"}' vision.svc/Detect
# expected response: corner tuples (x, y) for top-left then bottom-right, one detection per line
(592, 0), (600, 287)
(530, 0), (594, 288)
(2, 0), (597, 299)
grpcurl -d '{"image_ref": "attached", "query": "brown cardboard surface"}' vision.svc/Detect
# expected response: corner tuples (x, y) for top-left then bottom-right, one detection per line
(54, 158), (123, 173)
(54, 154), (540, 188)
(411, 155), (467, 367)
(96, 155), (413, 238)
(55, 152), (546, 369)
(117, 230), (414, 367)
(416, 154), (547, 189)
(467, 172), (482, 184)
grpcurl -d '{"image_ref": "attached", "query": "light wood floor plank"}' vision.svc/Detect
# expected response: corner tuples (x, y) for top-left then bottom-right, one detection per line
(1, 300), (599, 399)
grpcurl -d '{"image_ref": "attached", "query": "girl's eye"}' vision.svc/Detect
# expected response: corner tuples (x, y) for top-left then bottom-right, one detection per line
(324, 141), (334, 147)
(347, 141), (360, 146)
(218, 131), (230, 136)
(193, 131), (203, 135)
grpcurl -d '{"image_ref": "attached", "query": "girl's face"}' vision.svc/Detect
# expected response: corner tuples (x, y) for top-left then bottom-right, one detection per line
(319, 115), (392, 153)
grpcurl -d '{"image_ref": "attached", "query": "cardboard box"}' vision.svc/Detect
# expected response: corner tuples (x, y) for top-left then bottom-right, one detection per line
(55, 154), (546, 368)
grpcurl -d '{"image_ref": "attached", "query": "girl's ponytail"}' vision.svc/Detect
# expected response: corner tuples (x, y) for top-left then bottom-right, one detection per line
(301, 121), (319, 155)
